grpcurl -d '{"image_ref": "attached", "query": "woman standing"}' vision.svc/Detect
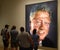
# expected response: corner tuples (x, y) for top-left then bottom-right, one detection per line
(32, 29), (39, 50)
(1, 24), (10, 50)
(10, 25), (18, 50)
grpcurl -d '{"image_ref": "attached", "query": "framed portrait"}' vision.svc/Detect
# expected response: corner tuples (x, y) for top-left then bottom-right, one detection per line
(25, 1), (57, 48)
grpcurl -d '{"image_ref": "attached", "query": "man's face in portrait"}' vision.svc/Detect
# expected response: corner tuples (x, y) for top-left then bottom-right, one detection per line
(30, 10), (51, 40)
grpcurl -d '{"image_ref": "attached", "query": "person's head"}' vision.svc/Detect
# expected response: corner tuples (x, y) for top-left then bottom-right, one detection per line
(5, 24), (9, 29)
(11, 25), (16, 30)
(30, 6), (51, 40)
(20, 27), (24, 32)
(33, 29), (37, 35)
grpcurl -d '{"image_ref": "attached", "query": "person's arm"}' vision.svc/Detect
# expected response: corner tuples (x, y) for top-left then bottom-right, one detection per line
(16, 34), (20, 46)
(6, 31), (10, 40)
(37, 35), (40, 42)
(1, 29), (3, 36)
(28, 34), (34, 47)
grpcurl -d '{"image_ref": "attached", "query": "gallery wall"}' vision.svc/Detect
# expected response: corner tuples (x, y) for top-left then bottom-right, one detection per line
(58, 0), (60, 50)
(0, 0), (59, 50)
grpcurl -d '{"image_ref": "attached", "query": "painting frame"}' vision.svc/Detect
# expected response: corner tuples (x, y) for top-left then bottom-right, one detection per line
(25, 1), (57, 48)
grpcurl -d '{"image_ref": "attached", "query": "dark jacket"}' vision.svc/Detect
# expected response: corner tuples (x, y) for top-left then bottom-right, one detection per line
(42, 37), (55, 48)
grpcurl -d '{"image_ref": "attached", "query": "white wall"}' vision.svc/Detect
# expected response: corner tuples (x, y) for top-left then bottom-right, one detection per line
(0, 0), (59, 50)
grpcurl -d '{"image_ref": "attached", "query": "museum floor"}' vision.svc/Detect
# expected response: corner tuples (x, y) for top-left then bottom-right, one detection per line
(0, 46), (57, 50)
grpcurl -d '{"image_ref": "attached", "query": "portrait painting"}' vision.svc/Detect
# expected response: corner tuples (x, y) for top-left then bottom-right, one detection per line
(25, 1), (57, 48)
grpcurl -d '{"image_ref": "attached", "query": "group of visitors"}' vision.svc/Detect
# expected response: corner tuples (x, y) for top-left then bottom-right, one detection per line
(1, 24), (39, 50)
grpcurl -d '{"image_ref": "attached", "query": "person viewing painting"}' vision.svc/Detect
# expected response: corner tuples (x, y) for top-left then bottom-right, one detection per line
(31, 29), (39, 50)
(10, 25), (18, 50)
(1, 24), (10, 50)
(17, 27), (34, 50)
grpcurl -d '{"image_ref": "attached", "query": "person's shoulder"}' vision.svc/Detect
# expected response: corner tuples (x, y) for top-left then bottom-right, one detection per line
(24, 32), (31, 37)
(24, 32), (29, 34)
(10, 30), (17, 32)
(36, 34), (39, 36)
(15, 30), (18, 34)
(17, 33), (22, 38)
(35, 34), (39, 37)
(1, 28), (6, 32)
(25, 32), (29, 33)
(10, 30), (14, 33)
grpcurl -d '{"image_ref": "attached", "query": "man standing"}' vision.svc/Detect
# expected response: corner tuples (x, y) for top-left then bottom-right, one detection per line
(17, 27), (34, 50)
(1, 24), (10, 50)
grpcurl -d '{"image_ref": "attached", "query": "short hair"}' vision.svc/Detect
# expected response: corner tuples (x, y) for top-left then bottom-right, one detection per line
(11, 25), (16, 30)
(5, 24), (9, 28)
(30, 5), (52, 20)
(36, 5), (52, 18)
(33, 29), (37, 35)
(20, 27), (24, 32)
